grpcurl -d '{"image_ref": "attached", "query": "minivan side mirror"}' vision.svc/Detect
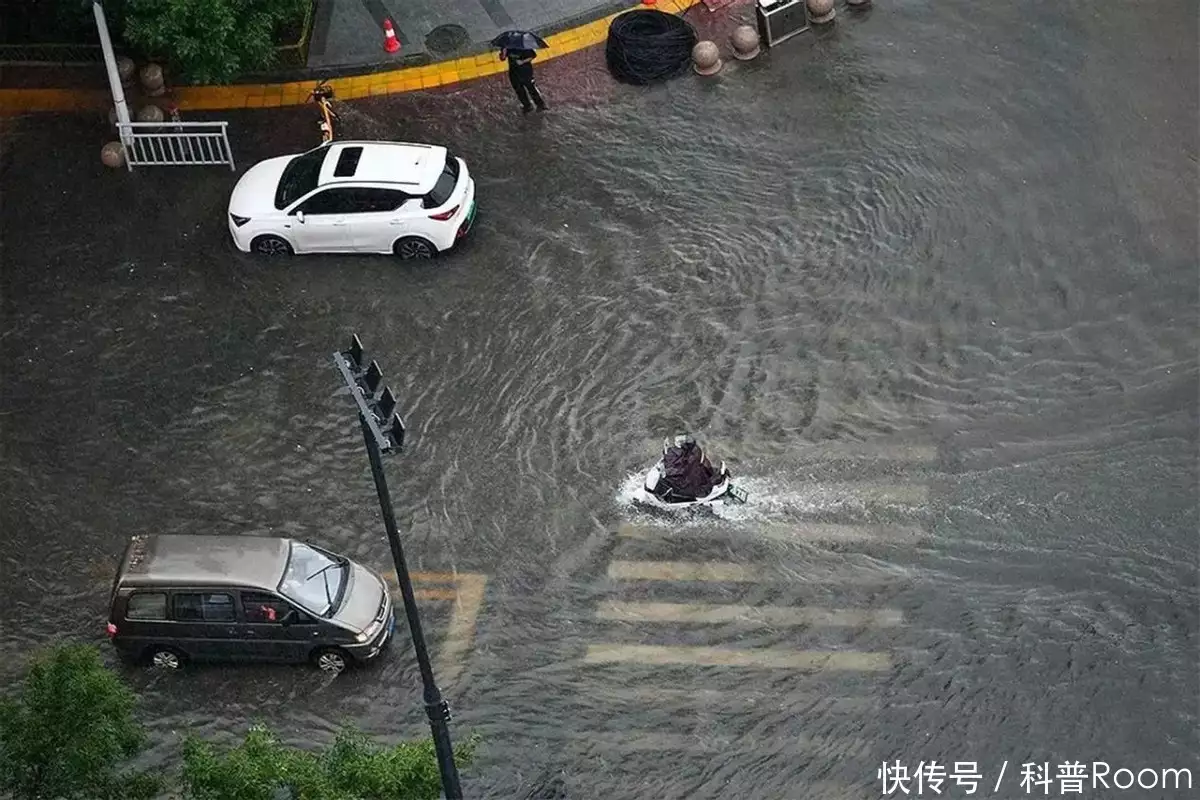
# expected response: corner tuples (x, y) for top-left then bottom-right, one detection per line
(280, 609), (300, 625)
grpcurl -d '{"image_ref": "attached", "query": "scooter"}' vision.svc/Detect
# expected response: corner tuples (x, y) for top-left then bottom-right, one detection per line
(637, 440), (749, 511)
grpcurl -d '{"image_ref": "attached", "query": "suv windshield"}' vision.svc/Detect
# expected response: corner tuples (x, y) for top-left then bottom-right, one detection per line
(423, 151), (460, 209)
(275, 148), (327, 209)
(278, 542), (346, 616)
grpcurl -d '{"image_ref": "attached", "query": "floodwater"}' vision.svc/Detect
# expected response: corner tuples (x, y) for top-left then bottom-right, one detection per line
(1, 0), (1196, 797)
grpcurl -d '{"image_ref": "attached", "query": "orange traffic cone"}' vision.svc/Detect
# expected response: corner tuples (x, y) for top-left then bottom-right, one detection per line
(383, 19), (400, 53)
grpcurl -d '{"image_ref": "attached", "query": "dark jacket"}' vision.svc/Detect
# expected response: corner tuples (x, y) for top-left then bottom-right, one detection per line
(661, 442), (718, 499)
(503, 48), (536, 79)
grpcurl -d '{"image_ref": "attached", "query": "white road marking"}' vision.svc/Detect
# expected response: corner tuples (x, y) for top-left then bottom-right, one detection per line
(550, 729), (872, 758)
(596, 600), (904, 627)
(565, 684), (879, 714)
(616, 521), (927, 543)
(583, 643), (890, 671)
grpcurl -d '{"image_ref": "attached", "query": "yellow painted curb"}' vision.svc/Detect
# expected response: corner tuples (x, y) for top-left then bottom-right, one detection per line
(0, 0), (701, 116)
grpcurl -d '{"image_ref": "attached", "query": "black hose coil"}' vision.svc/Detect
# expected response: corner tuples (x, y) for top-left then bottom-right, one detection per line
(605, 10), (699, 85)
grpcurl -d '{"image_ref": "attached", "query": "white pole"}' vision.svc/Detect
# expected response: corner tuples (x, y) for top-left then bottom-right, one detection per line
(93, 1), (132, 149)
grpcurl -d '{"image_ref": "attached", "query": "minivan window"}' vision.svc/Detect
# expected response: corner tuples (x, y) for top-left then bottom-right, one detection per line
(242, 591), (294, 624)
(126, 592), (167, 620)
(422, 152), (459, 209)
(279, 542), (346, 617)
(173, 593), (235, 622)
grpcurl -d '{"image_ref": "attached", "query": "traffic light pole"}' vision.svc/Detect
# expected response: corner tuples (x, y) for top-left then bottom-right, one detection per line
(333, 336), (461, 799)
(358, 412), (462, 799)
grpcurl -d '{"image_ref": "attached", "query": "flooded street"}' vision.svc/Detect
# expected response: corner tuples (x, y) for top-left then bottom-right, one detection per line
(1, 0), (1196, 797)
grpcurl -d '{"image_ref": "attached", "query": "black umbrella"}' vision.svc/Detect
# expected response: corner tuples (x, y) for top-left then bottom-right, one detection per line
(491, 30), (549, 51)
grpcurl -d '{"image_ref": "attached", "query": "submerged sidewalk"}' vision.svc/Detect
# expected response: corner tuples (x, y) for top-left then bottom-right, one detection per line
(0, 0), (700, 115)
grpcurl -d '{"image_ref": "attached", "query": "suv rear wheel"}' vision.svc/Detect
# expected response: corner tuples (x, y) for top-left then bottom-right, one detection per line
(393, 237), (437, 260)
(146, 646), (184, 670)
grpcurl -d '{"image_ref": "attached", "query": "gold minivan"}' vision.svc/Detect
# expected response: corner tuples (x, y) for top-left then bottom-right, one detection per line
(106, 534), (394, 673)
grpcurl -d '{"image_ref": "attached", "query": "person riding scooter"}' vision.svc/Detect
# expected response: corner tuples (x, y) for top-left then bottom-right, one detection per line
(660, 434), (723, 500)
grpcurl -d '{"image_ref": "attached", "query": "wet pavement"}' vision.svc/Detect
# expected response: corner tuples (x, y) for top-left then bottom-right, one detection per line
(1, 1), (1197, 798)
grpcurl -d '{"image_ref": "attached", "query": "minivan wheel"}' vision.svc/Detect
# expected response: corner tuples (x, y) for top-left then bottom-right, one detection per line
(393, 237), (437, 260)
(251, 235), (293, 256)
(314, 647), (349, 674)
(147, 647), (184, 670)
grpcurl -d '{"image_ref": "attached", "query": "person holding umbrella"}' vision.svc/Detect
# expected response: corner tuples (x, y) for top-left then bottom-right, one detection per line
(492, 30), (548, 113)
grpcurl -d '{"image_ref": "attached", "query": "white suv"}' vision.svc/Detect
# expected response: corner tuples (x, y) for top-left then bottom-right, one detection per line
(227, 140), (476, 259)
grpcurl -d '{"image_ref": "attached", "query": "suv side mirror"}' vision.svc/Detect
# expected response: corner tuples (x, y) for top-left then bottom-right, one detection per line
(280, 609), (299, 625)
(295, 210), (306, 224)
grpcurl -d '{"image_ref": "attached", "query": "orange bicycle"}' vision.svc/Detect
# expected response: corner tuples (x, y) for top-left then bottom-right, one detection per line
(308, 80), (340, 143)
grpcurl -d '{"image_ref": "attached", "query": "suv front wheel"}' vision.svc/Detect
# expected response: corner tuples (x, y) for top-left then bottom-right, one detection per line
(251, 235), (294, 256)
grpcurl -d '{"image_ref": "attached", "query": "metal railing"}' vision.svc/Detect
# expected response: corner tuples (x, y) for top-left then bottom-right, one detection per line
(116, 121), (235, 171)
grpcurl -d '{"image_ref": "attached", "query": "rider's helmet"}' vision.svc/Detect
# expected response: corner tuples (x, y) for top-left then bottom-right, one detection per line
(673, 434), (695, 449)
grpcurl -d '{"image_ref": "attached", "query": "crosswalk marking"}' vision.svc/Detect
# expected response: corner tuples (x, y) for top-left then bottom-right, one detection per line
(583, 644), (890, 671)
(549, 729), (871, 757)
(617, 521), (927, 544)
(607, 560), (762, 582)
(565, 685), (879, 713)
(596, 600), (904, 627)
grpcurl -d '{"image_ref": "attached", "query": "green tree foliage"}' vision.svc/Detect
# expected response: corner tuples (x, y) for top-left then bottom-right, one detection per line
(0, 643), (161, 800)
(182, 724), (480, 800)
(122, 0), (309, 84)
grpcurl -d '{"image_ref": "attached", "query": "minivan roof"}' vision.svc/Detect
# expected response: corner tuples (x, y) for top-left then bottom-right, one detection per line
(116, 534), (291, 590)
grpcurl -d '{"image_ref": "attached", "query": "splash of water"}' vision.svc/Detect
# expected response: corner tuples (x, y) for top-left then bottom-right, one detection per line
(613, 470), (856, 526)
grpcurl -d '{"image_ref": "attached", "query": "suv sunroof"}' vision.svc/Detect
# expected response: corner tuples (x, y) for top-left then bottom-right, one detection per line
(333, 146), (363, 177)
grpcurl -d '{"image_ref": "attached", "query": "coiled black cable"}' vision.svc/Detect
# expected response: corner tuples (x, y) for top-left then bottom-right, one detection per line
(605, 10), (699, 85)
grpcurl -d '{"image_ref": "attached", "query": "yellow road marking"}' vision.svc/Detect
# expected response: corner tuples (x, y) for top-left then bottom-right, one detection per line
(607, 560), (762, 582)
(381, 569), (488, 690)
(596, 601), (904, 627)
(414, 588), (459, 601)
(433, 572), (486, 690)
(583, 644), (890, 671)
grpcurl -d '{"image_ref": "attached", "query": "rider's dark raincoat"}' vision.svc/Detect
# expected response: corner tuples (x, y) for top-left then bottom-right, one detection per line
(661, 440), (720, 499)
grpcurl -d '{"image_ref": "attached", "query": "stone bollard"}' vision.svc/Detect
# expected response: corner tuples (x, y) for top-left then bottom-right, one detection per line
(137, 104), (165, 124)
(101, 141), (126, 169)
(692, 41), (722, 76)
(730, 25), (761, 60)
(139, 63), (166, 97)
(117, 56), (136, 88)
(807, 0), (836, 24)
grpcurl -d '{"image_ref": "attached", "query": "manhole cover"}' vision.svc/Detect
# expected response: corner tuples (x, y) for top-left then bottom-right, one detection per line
(425, 24), (471, 56)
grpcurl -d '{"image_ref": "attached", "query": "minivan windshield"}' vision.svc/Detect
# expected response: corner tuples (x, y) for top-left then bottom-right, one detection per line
(279, 542), (347, 616)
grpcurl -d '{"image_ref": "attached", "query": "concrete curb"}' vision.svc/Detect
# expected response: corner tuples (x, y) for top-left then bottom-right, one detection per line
(0, 0), (700, 116)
